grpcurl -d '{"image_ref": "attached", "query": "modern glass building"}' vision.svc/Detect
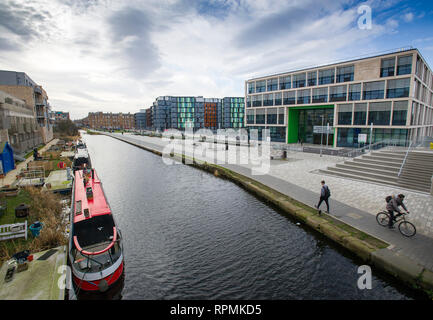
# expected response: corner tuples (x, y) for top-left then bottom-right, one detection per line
(150, 96), (244, 132)
(245, 48), (433, 147)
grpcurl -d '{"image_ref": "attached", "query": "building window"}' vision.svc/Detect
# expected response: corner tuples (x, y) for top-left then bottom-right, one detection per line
(319, 68), (335, 85)
(397, 55), (412, 76)
(330, 85), (347, 102)
(348, 83), (361, 101)
(247, 109), (255, 124)
(353, 103), (367, 125)
(256, 109), (265, 124)
(283, 91), (296, 105)
(363, 81), (385, 100)
(308, 71), (317, 86)
(263, 93), (273, 106)
(387, 78), (410, 98)
(312, 87), (328, 103)
(278, 108), (285, 124)
(274, 92), (282, 105)
(267, 78), (278, 91)
(253, 95), (262, 107)
(380, 58), (395, 77)
(293, 73), (306, 88)
(338, 103), (353, 125)
(336, 65), (354, 82)
(256, 80), (266, 93)
(247, 82), (255, 94)
(368, 101), (391, 125)
(297, 89), (311, 104)
(279, 76), (291, 90)
(267, 108), (278, 124)
(392, 101), (408, 126)
(246, 96), (251, 108)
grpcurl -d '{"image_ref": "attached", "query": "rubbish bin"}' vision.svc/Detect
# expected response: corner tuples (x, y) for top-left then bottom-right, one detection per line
(29, 221), (43, 237)
(15, 203), (29, 218)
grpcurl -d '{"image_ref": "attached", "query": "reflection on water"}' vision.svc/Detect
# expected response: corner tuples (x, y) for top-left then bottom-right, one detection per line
(80, 133), (425, 300)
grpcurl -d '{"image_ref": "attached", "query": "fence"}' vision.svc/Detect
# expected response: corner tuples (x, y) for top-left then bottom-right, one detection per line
(0, 221), (28, 241)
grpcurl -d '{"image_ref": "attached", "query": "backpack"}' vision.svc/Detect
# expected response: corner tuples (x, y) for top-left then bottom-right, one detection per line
(325, 186), (331, 198)
(385, 195), (392, 203)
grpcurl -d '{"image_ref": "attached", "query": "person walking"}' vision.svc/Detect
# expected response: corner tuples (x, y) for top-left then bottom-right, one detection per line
(315, 180), (331, 213)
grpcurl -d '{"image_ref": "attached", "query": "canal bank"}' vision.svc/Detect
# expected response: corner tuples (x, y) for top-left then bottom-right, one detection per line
(93, 131), (433, 298)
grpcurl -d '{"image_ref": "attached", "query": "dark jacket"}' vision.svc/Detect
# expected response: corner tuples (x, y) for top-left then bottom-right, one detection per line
(321, 185), (330, 198)
(386, 197), (407, 213)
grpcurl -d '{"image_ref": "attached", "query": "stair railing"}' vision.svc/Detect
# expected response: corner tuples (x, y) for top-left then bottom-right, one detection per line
(398, 141), (413, 177)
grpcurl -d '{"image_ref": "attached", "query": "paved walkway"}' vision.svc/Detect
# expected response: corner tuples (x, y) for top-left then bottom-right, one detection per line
(0, 139), (59, 188)
(97, 132), (433, 272)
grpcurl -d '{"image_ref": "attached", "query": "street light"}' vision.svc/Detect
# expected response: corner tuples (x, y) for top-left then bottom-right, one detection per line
(320, 115), (324, 157)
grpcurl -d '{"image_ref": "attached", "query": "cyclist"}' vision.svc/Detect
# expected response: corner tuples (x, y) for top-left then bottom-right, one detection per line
(386, 194), (409, 229)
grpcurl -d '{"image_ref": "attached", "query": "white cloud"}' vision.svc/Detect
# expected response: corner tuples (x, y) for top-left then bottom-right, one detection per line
(0, 0), (404, 119)
(403, 12), (414, 22)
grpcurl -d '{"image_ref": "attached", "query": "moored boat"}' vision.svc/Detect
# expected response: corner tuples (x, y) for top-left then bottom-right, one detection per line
(72, 148), (91, 173)
(68, 168), (124, 294)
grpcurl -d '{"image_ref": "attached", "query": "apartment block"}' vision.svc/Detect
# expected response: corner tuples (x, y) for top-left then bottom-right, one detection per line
(150, 96), (244, 132)
(88, 112), (135, 130)
(51, 111), (70, 122)
(245, 48), (433, 146)
(0, 90), (42, 154)
(134, 109), (147, 130)
(0, 70), (53, 144)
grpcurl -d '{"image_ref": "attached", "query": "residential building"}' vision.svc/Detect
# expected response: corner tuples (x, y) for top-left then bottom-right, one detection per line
(87, 112), (135, 130)
(150, 96), (244, 132)
(134, 109), (147, 130)
(51, 111), (70, 122)
(0, 70), (53, 143)
(0, 90), (42, 154)
(245, 48), (433, 146)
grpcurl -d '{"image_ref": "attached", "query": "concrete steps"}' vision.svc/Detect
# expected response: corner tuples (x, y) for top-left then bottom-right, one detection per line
(397, 151), (433, 193)
(320, 150), (433, 194)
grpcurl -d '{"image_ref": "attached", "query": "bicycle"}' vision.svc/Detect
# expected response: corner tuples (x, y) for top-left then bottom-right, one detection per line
(376, 211), (416, 237)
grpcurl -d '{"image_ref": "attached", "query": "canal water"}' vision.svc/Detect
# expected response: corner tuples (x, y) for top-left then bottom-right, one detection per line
(82, 133), (422, 300)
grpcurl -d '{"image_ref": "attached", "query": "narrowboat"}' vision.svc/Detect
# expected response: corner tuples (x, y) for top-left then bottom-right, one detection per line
(72, 149), (91, 173)
(68, 168), (124, 294)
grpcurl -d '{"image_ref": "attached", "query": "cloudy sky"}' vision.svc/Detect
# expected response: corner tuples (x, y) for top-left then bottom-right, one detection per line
(0, 0), (432, 119)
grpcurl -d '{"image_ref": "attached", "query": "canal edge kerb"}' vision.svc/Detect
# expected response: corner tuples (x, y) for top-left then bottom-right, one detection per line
(98, 132), (433, 296)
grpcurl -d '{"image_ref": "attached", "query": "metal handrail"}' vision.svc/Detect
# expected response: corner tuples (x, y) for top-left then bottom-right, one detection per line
(398, 141), (413, 177)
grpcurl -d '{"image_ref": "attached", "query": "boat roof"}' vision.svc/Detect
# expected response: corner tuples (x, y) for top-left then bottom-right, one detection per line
(74, 149), (89, 159)
(73, 169), (111, 223)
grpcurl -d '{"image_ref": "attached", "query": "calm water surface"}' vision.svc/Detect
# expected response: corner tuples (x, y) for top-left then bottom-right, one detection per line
(82, 133), (422, 300)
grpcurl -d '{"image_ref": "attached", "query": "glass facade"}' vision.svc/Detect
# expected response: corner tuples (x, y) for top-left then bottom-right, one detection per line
(267, 78), (278, 91)
(283, 91), (296, 105)
(380, 58), (395, 77)
(279, 76), (291, 90)
(256, 108), (265, 124)
(397, 55), (412, 75)
(256, 80), (266, 93)
(353, 103), (367, 125)
(337, 128), (408, 147)
(297, 89), (311, 104)
(338, 103), (352, 125)
(386, 78), (410, 98)
(263, 93), (273, 106)
(293, 73), (306, 88)
(298, 108), (334, 145)
(348, 83), (361, 101)
(363, 81), (385, 100)
(368, 101), (391, 125)
(253, 94), (262, 107)
(308, 71), (317, 86)
(312, 87), (328, 103)
(274, 92), (282, 105)
(278, 108), (284, 124)
(336, 65), (354, 82)
(330, 85), (347, 102)
(266, 108), (277, 124)
(392, 100), (408, 126)
(319, 68), (335, 85)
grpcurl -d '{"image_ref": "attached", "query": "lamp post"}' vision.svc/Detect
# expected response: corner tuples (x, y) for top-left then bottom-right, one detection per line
(320, 115), (324, 157)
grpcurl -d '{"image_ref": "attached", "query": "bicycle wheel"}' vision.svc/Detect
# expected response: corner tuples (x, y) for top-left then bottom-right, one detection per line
(376, 212), (390, 227)
(398, 221), (416, 237)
